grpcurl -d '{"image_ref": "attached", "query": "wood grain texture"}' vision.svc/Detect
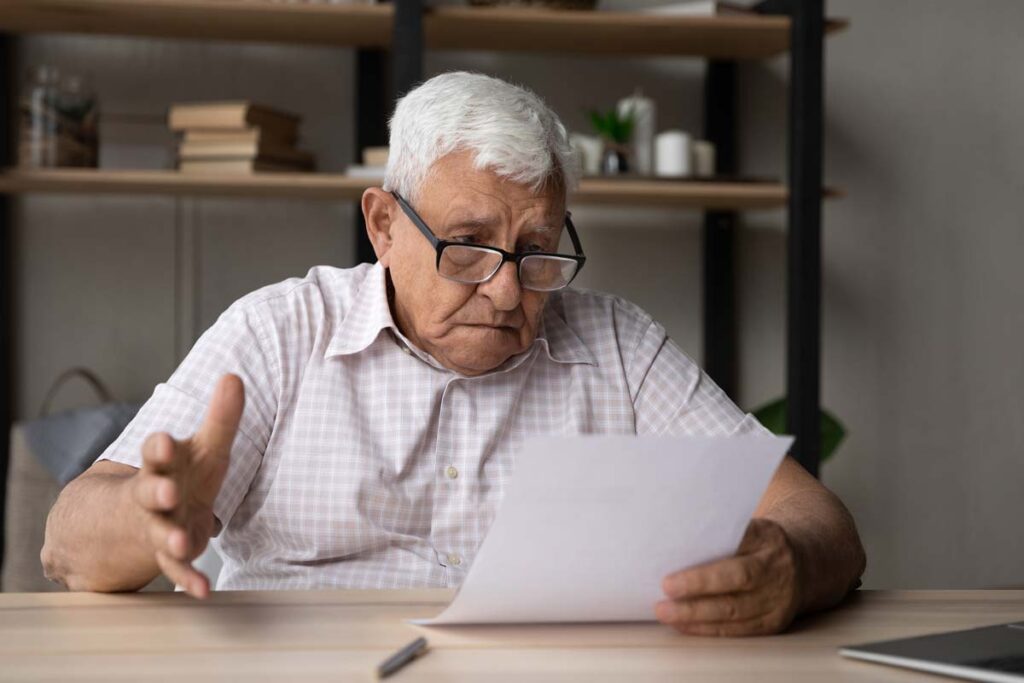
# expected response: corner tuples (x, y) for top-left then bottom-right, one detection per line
(0, 168), (373, 201)
(0, 590), (1021, 681)
(0, 169), (840, 209)
(426, 6), (848, 59)
(0, 0), (393, 48)
(0, 0), (847, 58)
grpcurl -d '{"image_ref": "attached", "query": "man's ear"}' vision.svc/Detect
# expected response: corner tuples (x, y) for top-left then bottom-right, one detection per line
(362, 188), (398, 266)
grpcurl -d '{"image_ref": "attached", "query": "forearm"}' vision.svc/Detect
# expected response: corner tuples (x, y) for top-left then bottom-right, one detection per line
(42, 471), (159, 592)
(760, 486), (866, 615)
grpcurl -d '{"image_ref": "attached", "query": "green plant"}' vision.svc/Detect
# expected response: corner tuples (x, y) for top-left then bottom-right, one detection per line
(587, 106), (635, 144)
(752, 398), (847, 463)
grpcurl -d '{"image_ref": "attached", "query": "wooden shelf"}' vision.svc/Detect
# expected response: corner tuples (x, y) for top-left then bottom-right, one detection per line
(0, 168), (836, 210)
(0, 1), (847, 58)
(0, 1), (394, 48)
(575, 177), (795, 209)
(0, 168), (373, 201)
(426, 7), (847, 58)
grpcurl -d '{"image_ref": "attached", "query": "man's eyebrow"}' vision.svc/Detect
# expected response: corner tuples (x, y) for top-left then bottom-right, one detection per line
(441, 216), (559, 235)
(526, 225), (555, 234)
(442, 215), (501, 231)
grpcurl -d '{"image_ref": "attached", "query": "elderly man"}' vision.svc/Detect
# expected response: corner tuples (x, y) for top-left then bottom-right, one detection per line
(43, 72), (865, 637)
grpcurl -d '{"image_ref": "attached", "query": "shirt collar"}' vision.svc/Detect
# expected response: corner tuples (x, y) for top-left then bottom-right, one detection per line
(324, 262), (597, 369)
(324, 262), (395, 359)
(536, 302), (597, 367)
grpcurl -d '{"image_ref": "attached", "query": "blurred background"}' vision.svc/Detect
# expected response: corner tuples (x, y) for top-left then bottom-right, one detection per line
(1, 0), (1022, 591)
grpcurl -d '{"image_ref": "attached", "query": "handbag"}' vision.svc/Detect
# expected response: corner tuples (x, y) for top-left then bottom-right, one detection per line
(2, 368), (142, 592)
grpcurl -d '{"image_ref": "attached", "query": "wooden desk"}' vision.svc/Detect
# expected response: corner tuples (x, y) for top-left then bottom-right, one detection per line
(1, 589), (1022, 681)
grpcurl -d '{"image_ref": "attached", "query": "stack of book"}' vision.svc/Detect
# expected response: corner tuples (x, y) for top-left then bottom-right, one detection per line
(169, 101), (315, 174)
(346, 146), (389, 178)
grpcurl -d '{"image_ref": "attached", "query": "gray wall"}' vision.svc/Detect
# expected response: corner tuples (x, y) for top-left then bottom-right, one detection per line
(11, 0), (1024, 589)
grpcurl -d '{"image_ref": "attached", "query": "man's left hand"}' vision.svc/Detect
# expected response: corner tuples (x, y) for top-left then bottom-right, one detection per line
(655, 518), (802, 636)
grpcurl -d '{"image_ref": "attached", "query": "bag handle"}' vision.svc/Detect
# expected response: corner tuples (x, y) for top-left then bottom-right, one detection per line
(38, 367), (115, 417)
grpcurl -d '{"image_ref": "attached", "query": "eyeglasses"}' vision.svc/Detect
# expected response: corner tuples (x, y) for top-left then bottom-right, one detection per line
(391, 191), (586, 292)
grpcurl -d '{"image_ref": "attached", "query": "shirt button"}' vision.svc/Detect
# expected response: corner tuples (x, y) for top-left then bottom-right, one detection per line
(447, 553), (462, 566)
(445, 465), (459, 479)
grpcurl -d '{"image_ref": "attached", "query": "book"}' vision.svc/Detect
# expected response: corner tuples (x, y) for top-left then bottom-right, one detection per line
(178, 158), (310, 174)
(178, 141), (315, 168)
(638, 1), (751, 16)
(345, 164), (386, 179)
(183, 127), (297, 147)
(362, 146), (390, 167)
(168, 101), (300, 139)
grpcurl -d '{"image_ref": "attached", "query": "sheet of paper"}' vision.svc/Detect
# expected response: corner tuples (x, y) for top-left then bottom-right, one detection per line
(416, 434), (792, 625)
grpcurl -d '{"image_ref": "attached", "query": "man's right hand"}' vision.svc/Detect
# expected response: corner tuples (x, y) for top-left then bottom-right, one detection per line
(131, 374), (245, 598)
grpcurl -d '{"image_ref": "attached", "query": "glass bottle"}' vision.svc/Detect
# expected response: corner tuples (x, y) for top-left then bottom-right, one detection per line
(60, 74), (100, 168)
(18, 65), (62, 168)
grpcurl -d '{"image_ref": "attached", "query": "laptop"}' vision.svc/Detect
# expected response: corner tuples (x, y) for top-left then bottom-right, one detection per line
(840, 622), (1024, 682)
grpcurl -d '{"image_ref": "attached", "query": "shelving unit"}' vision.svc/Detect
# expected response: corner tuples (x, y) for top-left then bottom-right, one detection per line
(0, 0), (844, 570)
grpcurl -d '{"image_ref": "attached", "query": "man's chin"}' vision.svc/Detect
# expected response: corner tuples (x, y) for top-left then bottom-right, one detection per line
(442, 327), (529, 374)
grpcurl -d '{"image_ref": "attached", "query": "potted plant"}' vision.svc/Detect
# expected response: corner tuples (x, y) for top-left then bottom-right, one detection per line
(588, 106), (635, 175)
(752, 398), (847, 464)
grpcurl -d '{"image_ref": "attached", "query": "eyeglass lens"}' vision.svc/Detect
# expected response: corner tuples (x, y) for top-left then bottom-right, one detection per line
(438, 245), (578, 291)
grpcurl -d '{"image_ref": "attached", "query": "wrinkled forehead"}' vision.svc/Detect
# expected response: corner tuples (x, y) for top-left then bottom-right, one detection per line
(418, 154), (568, 228)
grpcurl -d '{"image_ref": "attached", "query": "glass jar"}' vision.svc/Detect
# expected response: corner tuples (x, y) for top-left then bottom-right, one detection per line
(18, 66), (100, 168)
(18, 65), (62, 168)
(60, 74), (100, 168)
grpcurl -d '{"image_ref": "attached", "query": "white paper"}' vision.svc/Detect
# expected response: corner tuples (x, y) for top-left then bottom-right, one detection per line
(416, 434), (792, 625)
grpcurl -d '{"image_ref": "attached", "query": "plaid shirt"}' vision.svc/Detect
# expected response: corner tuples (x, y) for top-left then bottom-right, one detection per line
(99, 262), (764, 590)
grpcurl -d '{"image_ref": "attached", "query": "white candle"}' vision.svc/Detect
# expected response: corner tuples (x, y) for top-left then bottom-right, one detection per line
(692, 140), (716, 178)
(569, 133), (603, 176)
(655, 129), (691, 178)
(617, 91), (656, 175)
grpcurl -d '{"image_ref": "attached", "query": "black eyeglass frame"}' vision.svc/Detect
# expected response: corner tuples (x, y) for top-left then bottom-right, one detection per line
(391, 191), (587, 291)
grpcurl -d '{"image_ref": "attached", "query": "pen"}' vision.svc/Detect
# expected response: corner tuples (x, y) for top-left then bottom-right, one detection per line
(377, 636), (430, 679)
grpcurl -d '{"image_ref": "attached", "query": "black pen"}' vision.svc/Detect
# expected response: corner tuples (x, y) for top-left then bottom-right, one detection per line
(377, 636), (430, 679)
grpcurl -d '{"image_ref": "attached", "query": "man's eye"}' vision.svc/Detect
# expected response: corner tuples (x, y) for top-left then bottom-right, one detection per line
(453, 235), (479, 244)
(521, 243), (547, 253)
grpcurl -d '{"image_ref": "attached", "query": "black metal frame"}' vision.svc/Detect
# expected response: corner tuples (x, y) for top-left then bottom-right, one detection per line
(756, 0), (825, 476)
(354, 48), (387, 265)
(391, 0), (423, 101)
(354, 0), (424, 266)
(702, 60), (738, 400)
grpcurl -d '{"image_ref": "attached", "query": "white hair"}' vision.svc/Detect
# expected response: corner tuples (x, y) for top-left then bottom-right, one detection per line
(383, 71), (579, 204)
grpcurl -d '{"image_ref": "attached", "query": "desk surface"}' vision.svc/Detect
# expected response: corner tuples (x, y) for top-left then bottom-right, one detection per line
(2, 589), (1023, 681)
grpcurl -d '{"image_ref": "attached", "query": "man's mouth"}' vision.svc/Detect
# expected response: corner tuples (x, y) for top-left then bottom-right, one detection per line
(466, 322), (519, 330)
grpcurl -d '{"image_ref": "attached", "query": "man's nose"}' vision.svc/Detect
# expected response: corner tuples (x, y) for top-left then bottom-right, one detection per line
(478, 261), (522, 311)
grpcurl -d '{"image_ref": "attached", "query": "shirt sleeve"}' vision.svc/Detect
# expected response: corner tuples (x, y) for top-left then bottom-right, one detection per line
(627, 317), (768, 437)
(96, 301), (280, 531)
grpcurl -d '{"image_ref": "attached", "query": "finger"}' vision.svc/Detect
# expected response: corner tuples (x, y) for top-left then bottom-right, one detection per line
(655, 591), (769, 625)
(133, 472), (179, 512)
(193, 374), (245, 457)
(140, 432), (177, 474)
(146, 512), (189, 561)
(156, 550), (210, 599)
(662, 556), (760, 599)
